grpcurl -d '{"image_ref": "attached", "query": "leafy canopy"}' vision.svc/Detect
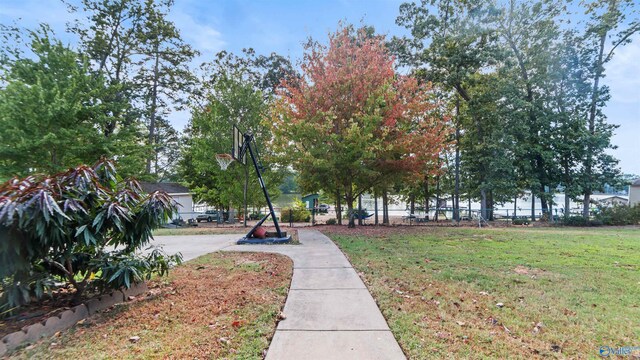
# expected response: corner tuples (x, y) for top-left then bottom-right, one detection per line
(272, 24), (449, 213)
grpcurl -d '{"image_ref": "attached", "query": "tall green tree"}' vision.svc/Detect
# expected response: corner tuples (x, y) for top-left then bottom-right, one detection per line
(135, 0), (196, 176)
(394, 0), (510, 219)
(66, 0), (148, 177)
(495, 0), (563, 217)
(180, 56), (283, 218)
(0, 28), (124, 179)
(576, 0), (637, 217)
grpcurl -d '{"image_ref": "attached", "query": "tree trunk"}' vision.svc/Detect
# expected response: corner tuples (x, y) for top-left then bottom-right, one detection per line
(540, 185), (548, 215)
(480, 189), (487, 220)
(146, 48), (160, 175)
(531, 193), (536, 221)
(374, 192), (379, 225)
(382, 190), (389, 225)
(410, 194), (415, 215)
(336, 189), (342, 225)
(584, 25), (608, 218)
(487, 191), (494, 221)
(564, 192), (570, 220)
(435, 174), (440, 221)
(424, 179), (430, 216)
(454, 96), (461, 222)
(358, 195), (363, 226)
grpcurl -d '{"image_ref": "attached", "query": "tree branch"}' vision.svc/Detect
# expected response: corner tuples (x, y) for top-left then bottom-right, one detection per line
(604, 23), (640, 64)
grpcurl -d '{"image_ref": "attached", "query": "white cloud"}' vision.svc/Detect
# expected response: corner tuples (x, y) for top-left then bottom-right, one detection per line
(0, 0), (72, 28)
(168, 6), (226, 61)
(604, 36), (640, 104)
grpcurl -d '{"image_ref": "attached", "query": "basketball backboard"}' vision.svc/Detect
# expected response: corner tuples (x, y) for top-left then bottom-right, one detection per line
(232, 125), (247, 164)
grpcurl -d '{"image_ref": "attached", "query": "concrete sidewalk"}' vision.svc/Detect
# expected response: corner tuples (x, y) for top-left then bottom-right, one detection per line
(224, 230), (406, 360)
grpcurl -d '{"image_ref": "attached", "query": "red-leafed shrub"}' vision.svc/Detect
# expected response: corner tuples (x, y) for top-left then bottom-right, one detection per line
(0, 158), (181, 315)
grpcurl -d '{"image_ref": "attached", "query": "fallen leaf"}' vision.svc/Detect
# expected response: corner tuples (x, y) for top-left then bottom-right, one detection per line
(456, 321), (465, 326)
(129, 336), (140, 343)
(496, 302), (504, 308)
(563, 308), (576, 316)
(277, 312), (286, 321)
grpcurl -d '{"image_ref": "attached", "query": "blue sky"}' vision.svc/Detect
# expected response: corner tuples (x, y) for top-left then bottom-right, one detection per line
(1, 0), (638, 175)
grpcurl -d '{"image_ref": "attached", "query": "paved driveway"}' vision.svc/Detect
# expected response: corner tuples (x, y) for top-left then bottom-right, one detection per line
(148, 233), (242, 261)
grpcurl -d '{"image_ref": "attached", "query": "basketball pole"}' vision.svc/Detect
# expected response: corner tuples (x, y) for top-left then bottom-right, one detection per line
(237, 131), (287, 242)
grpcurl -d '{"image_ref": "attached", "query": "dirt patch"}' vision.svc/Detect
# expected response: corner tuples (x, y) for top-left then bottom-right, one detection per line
(513, 265), (548, 276)
(9, 252), (293, 359)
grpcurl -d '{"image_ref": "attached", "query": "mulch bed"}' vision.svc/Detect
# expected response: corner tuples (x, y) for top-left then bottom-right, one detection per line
(7, 252), (292, 359)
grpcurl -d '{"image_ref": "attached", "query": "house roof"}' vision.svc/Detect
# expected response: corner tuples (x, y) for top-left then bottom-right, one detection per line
(301, 194), (319, 201)
(139, 182), (190, 194)
(633, 179), (640, 186)
(597, 195), (628, 201)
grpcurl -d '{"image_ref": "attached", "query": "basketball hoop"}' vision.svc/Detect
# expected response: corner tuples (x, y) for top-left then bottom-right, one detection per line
(215, 154), (234, 170)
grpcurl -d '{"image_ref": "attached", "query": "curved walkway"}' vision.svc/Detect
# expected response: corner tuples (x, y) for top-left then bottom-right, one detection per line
(152, 230), (405, 360)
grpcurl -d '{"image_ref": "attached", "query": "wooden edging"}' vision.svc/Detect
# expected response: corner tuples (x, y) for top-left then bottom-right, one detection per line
(0, 282), (148, 357)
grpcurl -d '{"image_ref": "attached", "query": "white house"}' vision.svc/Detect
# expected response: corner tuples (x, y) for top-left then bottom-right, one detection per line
(630, 179), (640, 206)
(140, 182), (193, 219)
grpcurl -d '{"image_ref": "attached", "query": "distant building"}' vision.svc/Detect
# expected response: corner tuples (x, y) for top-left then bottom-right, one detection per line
(594, 195), (629, 207)
(630, 179), (640, 206)
(139, 182), (193, 218)
(301, 193), (319, 210)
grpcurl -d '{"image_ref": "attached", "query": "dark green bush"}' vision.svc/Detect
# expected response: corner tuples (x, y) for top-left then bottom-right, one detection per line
(344, 208), (370, 219)
(595, 205), (640, 225)
(281, 199), (311, 222)
(249, 212), (264, 220)
(512, 218), (530, 225)
(563, 216), (602, 227)
(281, 207), (311, 222)
(0, 159), (181, 315)
(326, 218), (337, 225)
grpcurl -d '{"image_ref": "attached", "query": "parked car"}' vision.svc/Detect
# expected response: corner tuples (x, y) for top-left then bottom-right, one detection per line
(196, 210), (218, 222)
(318, 204), (330, 213)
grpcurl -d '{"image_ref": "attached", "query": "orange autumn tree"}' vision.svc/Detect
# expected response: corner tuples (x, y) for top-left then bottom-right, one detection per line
(271, 25), (448, 226)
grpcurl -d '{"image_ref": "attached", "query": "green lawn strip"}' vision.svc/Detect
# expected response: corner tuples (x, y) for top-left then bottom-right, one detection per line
(328, 227), (640, 359)
(10, 252), (292, 359)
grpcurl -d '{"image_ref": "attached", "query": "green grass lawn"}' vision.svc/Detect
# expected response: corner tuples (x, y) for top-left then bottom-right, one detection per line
(326, 227), (640, 359)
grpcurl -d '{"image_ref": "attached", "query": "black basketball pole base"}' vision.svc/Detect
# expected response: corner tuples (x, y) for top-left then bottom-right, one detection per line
(236, 131), (291, 245)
